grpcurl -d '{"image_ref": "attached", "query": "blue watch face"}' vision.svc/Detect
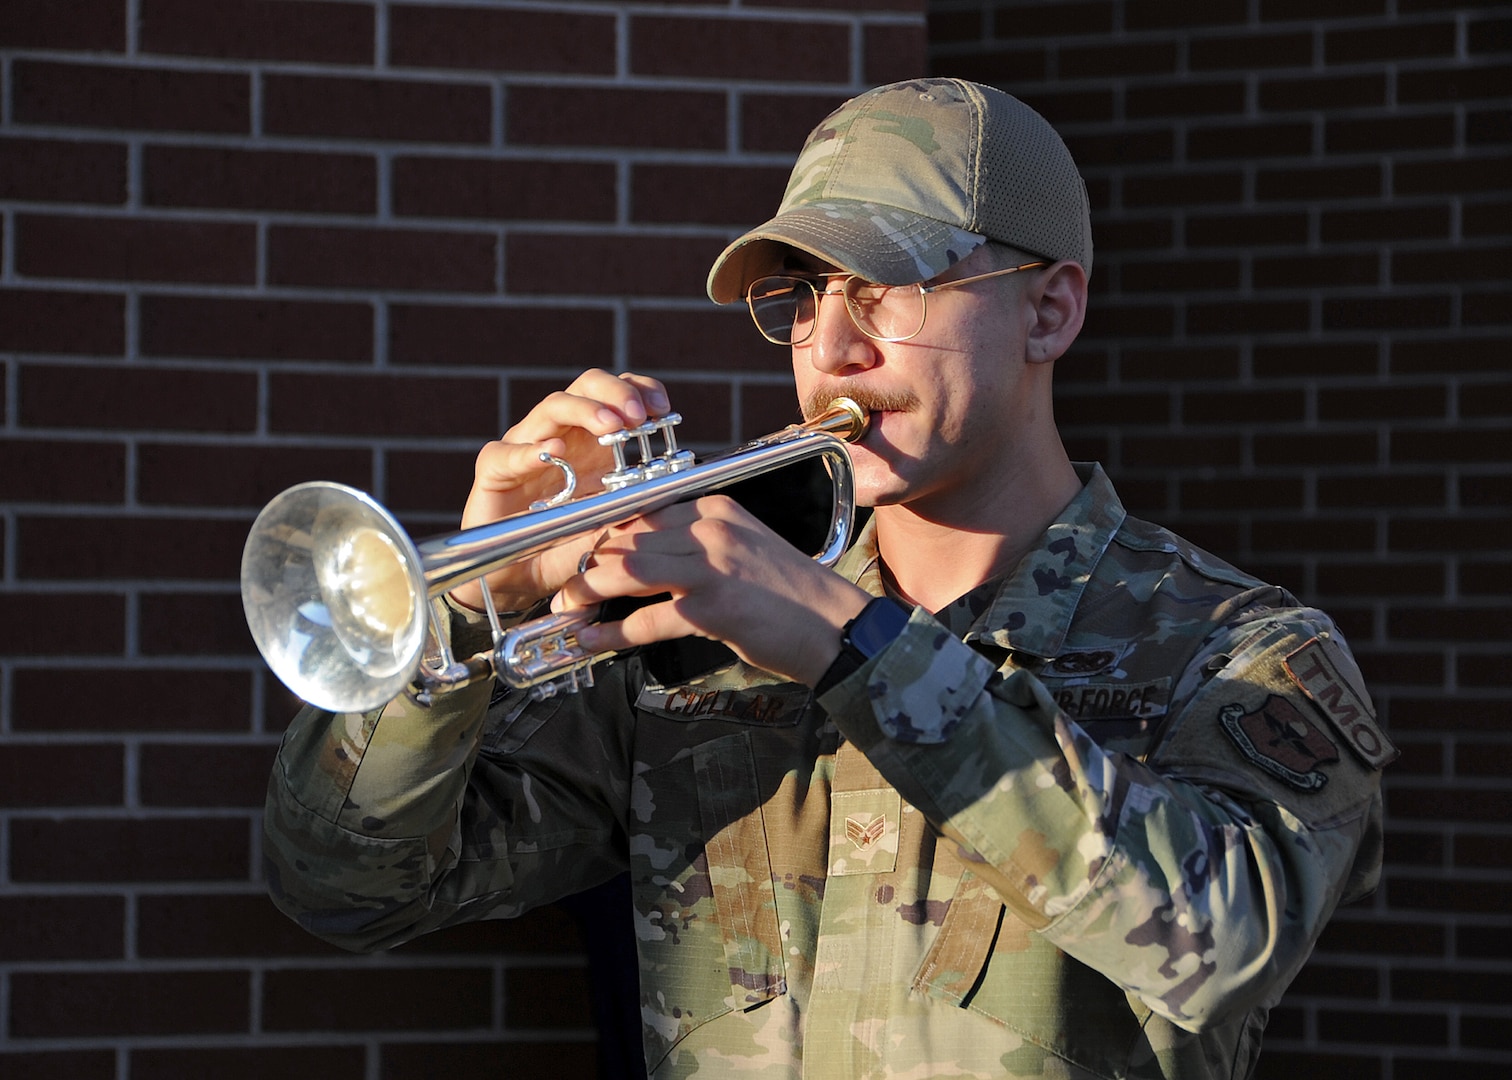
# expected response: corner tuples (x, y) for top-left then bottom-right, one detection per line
(849, 598), (910, 657)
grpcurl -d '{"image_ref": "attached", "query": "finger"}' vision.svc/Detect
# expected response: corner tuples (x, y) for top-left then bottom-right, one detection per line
(576, 594), (698, 654)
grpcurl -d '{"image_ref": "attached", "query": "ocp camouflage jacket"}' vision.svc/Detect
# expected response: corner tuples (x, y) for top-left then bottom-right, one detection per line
(265, 463), (1391, 1079)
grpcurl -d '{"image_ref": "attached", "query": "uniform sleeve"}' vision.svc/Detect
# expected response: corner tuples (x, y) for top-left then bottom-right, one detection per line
(817, 605), (1389, 1033)
(263, 607), (636, 953)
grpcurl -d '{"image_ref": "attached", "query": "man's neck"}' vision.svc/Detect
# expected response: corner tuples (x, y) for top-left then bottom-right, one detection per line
(871, 452), (1082, 614)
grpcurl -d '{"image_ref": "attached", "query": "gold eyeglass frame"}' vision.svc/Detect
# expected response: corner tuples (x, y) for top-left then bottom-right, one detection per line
(746, 261), (1048, 345)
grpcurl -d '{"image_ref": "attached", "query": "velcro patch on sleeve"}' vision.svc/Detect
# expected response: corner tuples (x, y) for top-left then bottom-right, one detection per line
(1285, 637), (1399, 770)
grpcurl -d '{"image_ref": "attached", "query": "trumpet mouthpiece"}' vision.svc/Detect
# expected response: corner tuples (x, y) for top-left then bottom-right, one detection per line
(812, 397), (870, 443)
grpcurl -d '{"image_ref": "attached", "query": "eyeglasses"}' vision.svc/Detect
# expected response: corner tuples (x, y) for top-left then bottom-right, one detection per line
(745, 261), (1047, 346)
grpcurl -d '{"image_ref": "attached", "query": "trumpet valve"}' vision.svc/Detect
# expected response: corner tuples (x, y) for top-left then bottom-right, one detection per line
(599, 412), (695, 491)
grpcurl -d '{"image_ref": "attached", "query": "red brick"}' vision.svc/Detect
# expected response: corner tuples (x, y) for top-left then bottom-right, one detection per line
(1316, 474), (1447, 510)
(1319, 384), (1447, 421)
(137, 442), (372, 508)
(1177, 476), (1303, 513)
(1400, 62), (1512, 105)
(1260, 72), (1386, 113)
(138, 892), (343, 959)
(20, 363), (257, 433)
(0, 0), (126, 50)
(1187, 299), (1310, 336)
(0, 288), (125, 355)
(1253, 517), (1376, 554)
(1061, 39), (1179, 78)
(140, 0), (373, 62)
(1126, 80), (1246, 119)
(10, 970), (249, 1037)
(388, 301), (615, 368)
(140, 294), (374, 363)
(505, 964), (595, 1028)
(1187, 210), (1309, 248)
(632, 163), (791, 226)
(1126, 0), (1245, 28)
(1393, 336), (1509, 375)
(16, 213), (256, 285)
(138, 592), (260, 657)
(263, 967), (494, 1032)
(1079, 299), (1177, 339)
(133, 1046), (366, 1080)
(628, 307), (787, 373)
(1261, 0), (1385, 19)
(1460, 653), (1512, 689)
(1392, 428), (1512, 465)
(1058, 388), (1172, 427)
(1396, 245), (1512, 286)
(741, 383), (805, 441)
(268, 225), (496, 292)
(385, 449), (477, 515)
(390, 4), (615, 74)
(0, 895), (124, 961)
(1009, 87), (1117, 126)
(1315, 560), (1446, 597)
(0, 136), (127, 204)
(507, 85), (727, 150)
(10, 817), (250, 883)
(1391, 514), (1512, 553)
(0, 1051), (117, 1080)
(1321, 205), (1451, 243)
(1389, 604), (1512, 642)
(1465, 288), (1512, 324)
(382, 1041), (598, 1076)
(0, 743), (124, 808)
(864, 22), (928, 85)
(0, 591), (125, 656)
(1326, 20), (1458, 63)
(1326, 113), (1457, 154)
(980, 1), (1113, 36)
(1256, 163), (1382, 202)
(507, 231), (725, 300)
(0, 437), (126, 503)
(268, 371), (500, 439)
(1254, 431), (1377, 467)
(394, 156), (616, 222)
(1123, 257), (1243, 292)
(15, 666), (251, 733)
(1397, 153), (1512, 196)
(17, 512), (250, 581)
(1461, 559), (1512, 596)
(1121, 433), (1242, 469)
(12, 60), (250, 134)
(1065, 128), (1175, 168)
(1185, 388), (1306, 425)
(631, 15), (850, 80)
(1189, 30), (1313, 69)
(1256, 252), (1380, 289)
(1323, 295), (1452, 332)
(1187, 121), (1312, 160)
(1123, 169), (1244, 207)
(145, 144), (376, 213)
(740, 91), (850, 153)
(140, 740), (278, 807)
(1463, 474), (1512, 508)
(1121, 346), (1241, 382)
(1467, 107), (1511, 147)
(264, 73), (492, 144)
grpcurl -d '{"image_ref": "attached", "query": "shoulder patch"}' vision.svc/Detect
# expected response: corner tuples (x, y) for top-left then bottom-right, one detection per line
(1219, 695), (1339, 791)
(1285, 637), (1398, 770)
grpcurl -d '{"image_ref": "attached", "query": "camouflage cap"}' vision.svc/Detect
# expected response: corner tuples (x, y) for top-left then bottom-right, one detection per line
(707, 78), (1093, 304)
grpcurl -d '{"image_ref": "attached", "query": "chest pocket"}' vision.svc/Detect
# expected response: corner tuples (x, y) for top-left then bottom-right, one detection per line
(914, 869), (1153, 1080)
(628, 730), (786, 1071)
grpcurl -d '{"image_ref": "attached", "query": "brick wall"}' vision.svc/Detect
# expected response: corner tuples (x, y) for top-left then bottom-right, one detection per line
(929, 2), (1512, 1077)
(0, 1), (923, 1077)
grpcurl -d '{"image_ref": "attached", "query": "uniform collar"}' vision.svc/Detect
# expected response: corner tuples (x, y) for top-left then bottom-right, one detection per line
(834, 463), (1126, 660)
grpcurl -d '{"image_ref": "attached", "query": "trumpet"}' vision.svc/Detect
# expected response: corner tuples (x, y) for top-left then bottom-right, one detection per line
(240, 398), (869, 713)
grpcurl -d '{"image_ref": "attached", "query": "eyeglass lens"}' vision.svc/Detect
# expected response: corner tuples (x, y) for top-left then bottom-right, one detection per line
(747, 276), (924, 345)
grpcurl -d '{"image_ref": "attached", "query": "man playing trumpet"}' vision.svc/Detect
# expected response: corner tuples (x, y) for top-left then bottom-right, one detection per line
(265, 78), (1391, 1079)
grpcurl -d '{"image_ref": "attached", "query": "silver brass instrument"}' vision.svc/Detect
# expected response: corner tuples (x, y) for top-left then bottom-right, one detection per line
(241, 399), (870, 713)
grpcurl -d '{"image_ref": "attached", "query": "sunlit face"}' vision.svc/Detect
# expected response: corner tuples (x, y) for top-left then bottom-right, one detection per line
(788, 247), (1041, 513)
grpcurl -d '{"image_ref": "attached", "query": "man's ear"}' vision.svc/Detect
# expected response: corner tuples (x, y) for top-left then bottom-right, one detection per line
(1024, 261), (1088, 365)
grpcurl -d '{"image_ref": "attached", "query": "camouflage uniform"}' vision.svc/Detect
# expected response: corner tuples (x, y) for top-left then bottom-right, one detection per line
(266, 463), (1391, 1079)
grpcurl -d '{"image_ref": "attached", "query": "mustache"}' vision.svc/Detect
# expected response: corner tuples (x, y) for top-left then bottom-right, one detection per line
(802, 386), (920, 422)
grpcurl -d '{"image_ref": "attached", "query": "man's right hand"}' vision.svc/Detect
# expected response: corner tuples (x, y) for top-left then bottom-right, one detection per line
(449, 368), (671, 614)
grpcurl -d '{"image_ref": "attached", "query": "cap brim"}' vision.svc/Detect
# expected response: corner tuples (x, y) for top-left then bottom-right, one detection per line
(706, 200), (987, 304)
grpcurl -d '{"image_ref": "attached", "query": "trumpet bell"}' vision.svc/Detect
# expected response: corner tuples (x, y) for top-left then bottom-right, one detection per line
(241, 482), (429, 713)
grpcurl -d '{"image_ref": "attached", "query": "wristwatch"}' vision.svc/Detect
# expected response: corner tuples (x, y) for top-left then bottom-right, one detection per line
(814, 596), (911, 696)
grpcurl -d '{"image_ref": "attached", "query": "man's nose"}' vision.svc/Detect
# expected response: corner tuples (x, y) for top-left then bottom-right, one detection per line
(801, 287), (880, 376)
